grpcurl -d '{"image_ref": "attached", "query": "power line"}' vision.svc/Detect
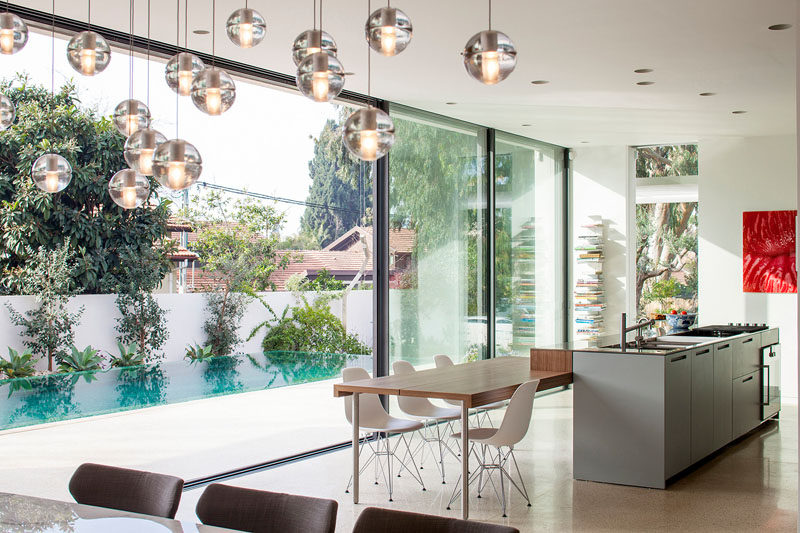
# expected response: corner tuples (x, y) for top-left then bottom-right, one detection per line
(196, 181), (360, 214)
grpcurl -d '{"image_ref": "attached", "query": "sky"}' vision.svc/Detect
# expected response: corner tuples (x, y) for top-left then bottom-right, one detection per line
(2, 29), (340, 236)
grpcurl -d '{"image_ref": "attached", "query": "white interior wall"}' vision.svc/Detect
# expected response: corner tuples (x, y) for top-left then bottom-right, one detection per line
(571, 146), (631, 339)
(698, 135), (798, 399)
(0, 291), (374, 371)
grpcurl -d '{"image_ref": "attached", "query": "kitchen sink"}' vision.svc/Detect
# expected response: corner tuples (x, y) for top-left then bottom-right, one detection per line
(600, 337), (703, 352)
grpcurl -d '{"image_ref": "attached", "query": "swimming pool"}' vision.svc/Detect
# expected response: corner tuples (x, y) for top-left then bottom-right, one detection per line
(0, 351), (371, 431)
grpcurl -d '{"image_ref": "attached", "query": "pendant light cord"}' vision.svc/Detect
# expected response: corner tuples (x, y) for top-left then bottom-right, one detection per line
(184, 0), (188, 49)
(488, 0), (492, 30)
(175, 0), (180, 138)
(211, 0), (216, 66)
(146, 0), (151, 107)
(87, 0), (91, 30)
(51, 0), (55, 96)
(129, 0), (134, 101)
(319, 0), (323, 33)
(313, 0), (316, 30)
(366, 0), (370, 98)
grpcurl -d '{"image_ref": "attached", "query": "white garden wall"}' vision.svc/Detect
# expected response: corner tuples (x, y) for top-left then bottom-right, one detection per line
(0, 291), (374, 370)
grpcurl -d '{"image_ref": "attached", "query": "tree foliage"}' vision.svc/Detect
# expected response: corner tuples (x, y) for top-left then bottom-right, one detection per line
(300, 109), (372, 248)
(106, 248), (170, 362)
(184, 191), (290, 355)
(5, 241), (84, 370)
(0, 75), (171, 294)
(635, 144), (698, 178)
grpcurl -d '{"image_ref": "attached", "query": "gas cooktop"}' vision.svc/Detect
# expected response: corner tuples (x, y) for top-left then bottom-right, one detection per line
(672, 323), (768, 338)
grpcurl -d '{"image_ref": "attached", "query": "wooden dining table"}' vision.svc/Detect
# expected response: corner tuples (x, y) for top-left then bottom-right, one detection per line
(0, 491), (236, 532)
(333, 356), (572, 519)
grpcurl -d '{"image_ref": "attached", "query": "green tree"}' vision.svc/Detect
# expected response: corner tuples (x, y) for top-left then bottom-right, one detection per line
(185, 191), (290, 356)
(636, 144), (698, 178)
(104, 247), (170, 362)
(0, 75), (171, 294)
(5, 241), (84, 371)
(300, 109), (372, 248)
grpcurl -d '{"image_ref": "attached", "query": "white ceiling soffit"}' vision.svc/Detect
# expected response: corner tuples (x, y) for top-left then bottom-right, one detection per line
(13, 0), (798, 148)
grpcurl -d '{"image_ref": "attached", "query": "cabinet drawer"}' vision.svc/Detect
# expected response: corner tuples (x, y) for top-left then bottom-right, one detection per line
(732, 335), (760, 378)
(762, 328), (779, 347)
(691, 347), (714, 462)
(732, 371), (761, 439)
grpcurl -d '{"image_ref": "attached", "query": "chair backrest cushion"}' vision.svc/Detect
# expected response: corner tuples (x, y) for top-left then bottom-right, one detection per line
(353, 507), (519, 533)
(68, 463), (184, 519)
(434, 355), (454, 368)
(196, 483), (338, 533)
(494, 379), (540, 446)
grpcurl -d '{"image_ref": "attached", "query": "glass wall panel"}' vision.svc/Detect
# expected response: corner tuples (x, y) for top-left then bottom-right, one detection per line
(495, 133), (565, 355)
(0, 28), (373, 495)
(388, 106), (487, 367)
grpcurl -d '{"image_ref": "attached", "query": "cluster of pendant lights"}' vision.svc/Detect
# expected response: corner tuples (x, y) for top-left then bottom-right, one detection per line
(0, 0), (518, 207)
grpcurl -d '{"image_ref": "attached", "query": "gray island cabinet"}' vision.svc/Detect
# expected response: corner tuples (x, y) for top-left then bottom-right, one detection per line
(573, 329), (778, 489)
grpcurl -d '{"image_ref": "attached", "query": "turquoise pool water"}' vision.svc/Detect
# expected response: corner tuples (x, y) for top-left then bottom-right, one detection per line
(0, 351), (369, 431)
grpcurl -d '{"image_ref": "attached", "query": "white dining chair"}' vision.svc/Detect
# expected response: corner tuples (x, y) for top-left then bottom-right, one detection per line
(342, 367), (426, 501)
(392, 360), (461, 484)
(433, 354), (506, 427)
(446, 379), (540, 517)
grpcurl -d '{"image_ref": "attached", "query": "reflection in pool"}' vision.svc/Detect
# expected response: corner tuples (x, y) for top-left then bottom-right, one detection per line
(0, 351), (368, 431)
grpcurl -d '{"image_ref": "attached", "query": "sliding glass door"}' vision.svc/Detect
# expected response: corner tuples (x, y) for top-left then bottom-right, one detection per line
(388, 106), (488, 367)
(495, 133), (565, 355)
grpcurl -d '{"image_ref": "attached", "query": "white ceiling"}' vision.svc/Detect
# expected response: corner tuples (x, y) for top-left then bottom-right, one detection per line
(13, 0), (798, 147)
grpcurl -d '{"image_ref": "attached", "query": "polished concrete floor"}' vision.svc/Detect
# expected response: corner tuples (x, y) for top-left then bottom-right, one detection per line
(172, 389), (797, 532)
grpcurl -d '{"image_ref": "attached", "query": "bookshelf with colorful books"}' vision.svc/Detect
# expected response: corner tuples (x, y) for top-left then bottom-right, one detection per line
(574, 221), (606, 340)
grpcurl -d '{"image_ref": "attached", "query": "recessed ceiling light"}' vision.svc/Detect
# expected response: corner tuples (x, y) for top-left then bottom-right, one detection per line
(445, 102), (457, 105)
(699, 92), (716, 96)
(768, 24), (792, 31)
(530, 80), (550, 85)
(634, 68), (653, 74)
(636, 81), (655, 86)
(193, 29), (210, 35)
(521, 123), (532, 127)
(732, 110), (747, 114)
(580, 141), (590, 144)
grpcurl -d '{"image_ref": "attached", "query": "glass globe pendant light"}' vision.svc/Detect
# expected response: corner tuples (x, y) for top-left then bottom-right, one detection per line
(33, 0), (72, 194)
(0, 7), (28, 55)
(295, 0), (345, 103)
(66, 1), (111, 76)
(124, 5), (165, 178)
(108, 169), (149, 209)
(0, 93), (14, 130)
(365, 4), (412, 57)
(113, 0), (151, 137)
(226, 3), (266, 48)
(343, 1), (395, 161)
(32, 153), (72, 193)
(152, 139), (202, 191)
(125, 128), (166, 175)
(165, 0), (204, 96)
(192, 0), (236, 115)
(297, 52), (344, 103)
(463, 0), (516, 85)
(192, 67), (235, 115)
(292, 0), (337, 66)
(343, 107), (394, 161)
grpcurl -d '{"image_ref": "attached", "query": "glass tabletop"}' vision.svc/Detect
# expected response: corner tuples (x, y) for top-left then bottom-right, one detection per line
(0, 492), (235, 532)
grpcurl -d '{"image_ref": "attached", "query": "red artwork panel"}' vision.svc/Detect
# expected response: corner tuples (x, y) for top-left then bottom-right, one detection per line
(743, 210), (797, 293)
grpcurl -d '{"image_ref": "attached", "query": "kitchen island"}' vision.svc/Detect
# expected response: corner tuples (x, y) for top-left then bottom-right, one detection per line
(567, 325), (780, 489)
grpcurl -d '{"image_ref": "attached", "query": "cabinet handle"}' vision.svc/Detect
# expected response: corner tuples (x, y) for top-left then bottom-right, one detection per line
(743, 338), (754, 344)
(742, 375), (753, 383)
(718, 344), (730, 350)
(761, 365), (770, 406)
(696, 349), (710, 355)
(670, 355), (687, 362)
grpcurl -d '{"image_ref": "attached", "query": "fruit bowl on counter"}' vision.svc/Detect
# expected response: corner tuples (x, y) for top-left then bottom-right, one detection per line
(666, 312), (696, 331)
